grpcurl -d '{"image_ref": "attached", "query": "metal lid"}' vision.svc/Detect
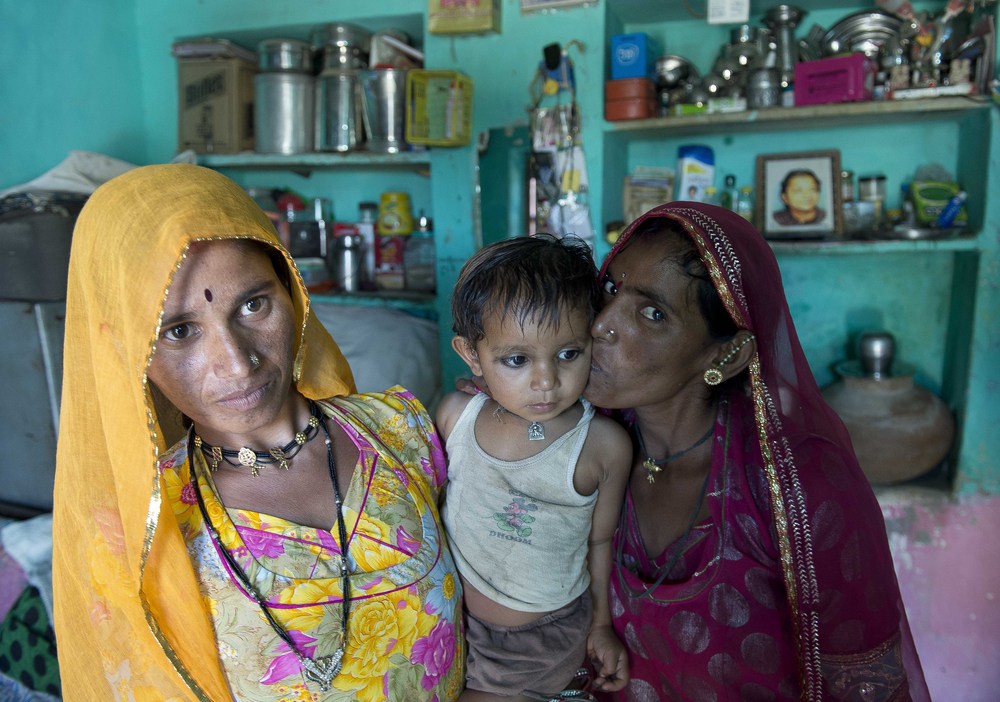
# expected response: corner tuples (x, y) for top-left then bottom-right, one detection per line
(257, 38), (313, 73)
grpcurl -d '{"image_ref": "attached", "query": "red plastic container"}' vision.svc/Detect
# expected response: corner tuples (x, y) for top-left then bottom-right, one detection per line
(794, 53), (873, 106)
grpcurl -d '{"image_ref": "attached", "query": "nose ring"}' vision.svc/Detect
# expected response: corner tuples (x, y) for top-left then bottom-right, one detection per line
(606, 329), (616, 338)
(249, 352), (260, 368)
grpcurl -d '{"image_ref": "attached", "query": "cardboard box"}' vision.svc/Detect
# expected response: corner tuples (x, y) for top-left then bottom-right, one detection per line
(610, 33), (658, 80)
(429, 0), (500, 34)
(177, 57), (256, 154)
(794, 53), (873, 106)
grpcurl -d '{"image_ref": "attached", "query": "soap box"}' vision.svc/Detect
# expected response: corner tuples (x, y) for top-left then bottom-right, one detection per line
(610, 33), (658, 80)
(794, 53), (873, 106)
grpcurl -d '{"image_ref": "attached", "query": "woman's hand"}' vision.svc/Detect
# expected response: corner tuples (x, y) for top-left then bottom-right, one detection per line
(454, 375), (489, 397)
(587, 624), (629, 691)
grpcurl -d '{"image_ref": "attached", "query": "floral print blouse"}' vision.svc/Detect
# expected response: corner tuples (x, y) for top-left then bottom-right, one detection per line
(159, 388), (465, 701)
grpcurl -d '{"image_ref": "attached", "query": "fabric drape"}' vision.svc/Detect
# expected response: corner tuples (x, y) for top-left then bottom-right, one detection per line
(52, 164), (355, 700)
(598, 203), (928, 701)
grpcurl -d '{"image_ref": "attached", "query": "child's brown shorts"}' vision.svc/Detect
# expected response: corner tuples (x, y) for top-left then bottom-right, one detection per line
(464, 590), (592, 697)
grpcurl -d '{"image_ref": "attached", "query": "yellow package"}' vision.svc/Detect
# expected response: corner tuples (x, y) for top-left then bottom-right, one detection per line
(428, 0), (500, 34)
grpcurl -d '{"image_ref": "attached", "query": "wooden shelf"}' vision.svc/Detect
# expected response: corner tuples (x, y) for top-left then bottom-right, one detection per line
(198, 151), (432, 172)
(603, 97), (990, 138)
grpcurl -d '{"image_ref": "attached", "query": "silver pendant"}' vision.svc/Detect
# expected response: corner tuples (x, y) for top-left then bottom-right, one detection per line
(300, 647), (344, 691)
(528, 421), (545, 441)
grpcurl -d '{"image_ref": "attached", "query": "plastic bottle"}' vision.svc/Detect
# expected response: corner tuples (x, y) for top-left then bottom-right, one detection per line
(934, 191), (967, 228)
(676, 144), (715, 202)
(356, 202), (378, 290)
(736, 185), (755, 224)
(720, 175), (738, 211)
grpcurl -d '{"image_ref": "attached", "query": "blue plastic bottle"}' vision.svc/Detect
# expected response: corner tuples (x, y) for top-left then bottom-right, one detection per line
(934, 191), (967, 228)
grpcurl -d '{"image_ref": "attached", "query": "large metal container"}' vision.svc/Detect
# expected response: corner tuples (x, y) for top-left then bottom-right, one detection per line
(316, 68), (363, 152)
(255, 72), (315, 154)
(360, 68), (408, 154)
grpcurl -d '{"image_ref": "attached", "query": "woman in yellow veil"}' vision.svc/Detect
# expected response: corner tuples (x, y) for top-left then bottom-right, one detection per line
(52, 164), (464, 701)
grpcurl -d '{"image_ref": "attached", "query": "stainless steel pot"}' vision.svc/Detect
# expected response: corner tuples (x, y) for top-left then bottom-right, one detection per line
(316, 68), (363, 152)
(255, 72), (315, 154)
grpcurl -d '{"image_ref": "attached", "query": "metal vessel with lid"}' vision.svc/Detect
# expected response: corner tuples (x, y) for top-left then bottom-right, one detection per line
(255, 38), (315, 154)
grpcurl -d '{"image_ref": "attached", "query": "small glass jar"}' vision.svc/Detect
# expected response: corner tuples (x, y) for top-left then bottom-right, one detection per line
(840, 170), (855, 203)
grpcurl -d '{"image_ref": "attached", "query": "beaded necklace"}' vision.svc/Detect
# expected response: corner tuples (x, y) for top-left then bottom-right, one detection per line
(194, 402), (322, 476)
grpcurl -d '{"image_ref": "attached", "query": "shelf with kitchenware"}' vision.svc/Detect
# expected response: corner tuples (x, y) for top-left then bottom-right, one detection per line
(601, 95), (991, 138)
(197, 150), (432, 173)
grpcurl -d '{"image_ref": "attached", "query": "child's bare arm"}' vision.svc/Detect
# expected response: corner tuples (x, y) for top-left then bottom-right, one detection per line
(435, 391), (474, 443)
(584, 416), (632, 691)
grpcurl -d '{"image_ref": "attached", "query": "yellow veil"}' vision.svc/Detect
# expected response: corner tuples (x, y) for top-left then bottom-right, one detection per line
(52, 164), (355, 700)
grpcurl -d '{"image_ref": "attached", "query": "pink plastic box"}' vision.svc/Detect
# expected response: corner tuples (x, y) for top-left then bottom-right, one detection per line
(794, 53), (873, 106)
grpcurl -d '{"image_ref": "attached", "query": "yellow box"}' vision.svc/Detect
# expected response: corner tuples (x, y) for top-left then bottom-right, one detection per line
(428, 0), (500, 34)
(405, 70), (473, 147)
(177, 57), (256, 154)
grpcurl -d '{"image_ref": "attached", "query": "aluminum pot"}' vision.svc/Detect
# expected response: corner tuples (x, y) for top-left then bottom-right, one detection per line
(258, 38), (313, 73)
(255, 72), (315, 154)
(316, 68), (363, 152)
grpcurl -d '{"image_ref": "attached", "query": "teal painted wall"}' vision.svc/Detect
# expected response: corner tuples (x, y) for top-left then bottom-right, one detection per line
(0, 0), (145, 187)
(1, 0), (996, 493)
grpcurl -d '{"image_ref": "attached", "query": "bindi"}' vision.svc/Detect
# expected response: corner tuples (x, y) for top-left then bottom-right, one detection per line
(204, 289), (213, 302)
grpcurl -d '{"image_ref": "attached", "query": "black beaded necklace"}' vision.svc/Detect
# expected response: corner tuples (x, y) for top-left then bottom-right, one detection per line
(191, 409), (351, 691)
(194, 402), (322, 477)
(635, 422), (715, 484)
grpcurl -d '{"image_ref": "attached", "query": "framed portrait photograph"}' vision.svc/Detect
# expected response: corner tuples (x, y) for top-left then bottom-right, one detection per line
(755, 150), (842, 239)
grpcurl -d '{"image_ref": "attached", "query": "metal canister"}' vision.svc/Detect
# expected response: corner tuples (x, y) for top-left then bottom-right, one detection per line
(331, 233), (365, 292)
(255, 38), (315, 155)
(315, 68), (363, 152)
(255, 72), (315, 154)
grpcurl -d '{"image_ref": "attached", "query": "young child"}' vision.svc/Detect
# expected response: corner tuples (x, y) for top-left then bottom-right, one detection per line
(436, 236), (631, 700)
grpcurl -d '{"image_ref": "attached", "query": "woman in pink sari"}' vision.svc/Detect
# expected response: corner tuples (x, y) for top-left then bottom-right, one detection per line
(586, 203), (928, 700)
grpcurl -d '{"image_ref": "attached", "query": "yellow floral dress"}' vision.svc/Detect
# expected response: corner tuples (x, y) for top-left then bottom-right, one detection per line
(159, 388), (465, 702)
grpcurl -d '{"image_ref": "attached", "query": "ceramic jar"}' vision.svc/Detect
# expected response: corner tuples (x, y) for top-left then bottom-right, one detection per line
(821, 331), (955, 484)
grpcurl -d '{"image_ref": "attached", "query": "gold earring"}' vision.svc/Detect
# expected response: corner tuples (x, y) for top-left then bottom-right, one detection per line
(703, 334), (755, 387)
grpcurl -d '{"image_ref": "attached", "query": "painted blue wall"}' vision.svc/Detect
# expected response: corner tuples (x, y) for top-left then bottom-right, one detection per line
(0, 0), (145, 188)
(1, 0), (996, 493)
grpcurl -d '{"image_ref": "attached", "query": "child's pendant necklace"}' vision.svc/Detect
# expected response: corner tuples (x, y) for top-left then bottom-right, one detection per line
(493, 405), (545, 440)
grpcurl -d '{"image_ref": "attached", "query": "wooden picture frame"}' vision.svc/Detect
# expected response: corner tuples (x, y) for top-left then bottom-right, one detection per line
(755, 150), (842, 239)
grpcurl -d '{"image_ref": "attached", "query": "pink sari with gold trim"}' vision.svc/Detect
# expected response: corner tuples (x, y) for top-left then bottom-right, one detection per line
(598, 203), (928, 701)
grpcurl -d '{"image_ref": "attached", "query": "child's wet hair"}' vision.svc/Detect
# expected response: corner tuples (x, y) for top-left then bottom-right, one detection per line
(451, 235), (599, 342)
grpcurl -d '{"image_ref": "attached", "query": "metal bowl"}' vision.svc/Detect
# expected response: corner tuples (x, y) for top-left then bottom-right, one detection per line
(821, 9), (918, 58)
(656, 54), (698, 89)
